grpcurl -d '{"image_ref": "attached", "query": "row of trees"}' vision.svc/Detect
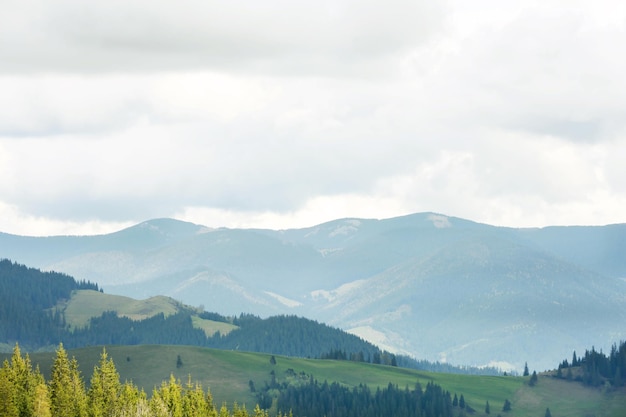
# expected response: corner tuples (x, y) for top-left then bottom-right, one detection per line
(0, 344), (286, 417)
(556, 341), (626, 387)
(253, 364), (501, 417)
(259, 376), (470, 417)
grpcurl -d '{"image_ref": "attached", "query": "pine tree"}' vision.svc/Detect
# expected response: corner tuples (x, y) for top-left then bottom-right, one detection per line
(116, 381), (148, 417)
(545, 407), (552, 417)
(88, 348), (121, 417)
(50, 344), (87, 417)
(452, 393), (458, 407)
(459, 394), (465, 409)
(182, 378), (216, 417)
(0, 362), (19, 417)
(523, 362), (529, 377)
(49, 344), (74, 417)
(7, 344), (40, 417)
(152, 374), (183, 417)
(502, 399), (511, 412)
(529, 371), (538, 387)
(485, 400), (490, 414)
(33, 381), (52, 417)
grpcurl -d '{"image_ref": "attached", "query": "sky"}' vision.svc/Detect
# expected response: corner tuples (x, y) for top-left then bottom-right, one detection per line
(1, 0), (626, 236)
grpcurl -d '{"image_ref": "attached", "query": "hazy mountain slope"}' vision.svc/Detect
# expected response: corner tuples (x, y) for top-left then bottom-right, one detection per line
(312, 234), (626, 369)
(1, 212), (625, 371)
(518, 223), (626, 278)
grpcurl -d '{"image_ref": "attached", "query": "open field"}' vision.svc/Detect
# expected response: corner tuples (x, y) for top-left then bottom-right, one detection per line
(57, 290), (237, 336)
(10, 344), (625, 417)
(58, 290), (183, 329)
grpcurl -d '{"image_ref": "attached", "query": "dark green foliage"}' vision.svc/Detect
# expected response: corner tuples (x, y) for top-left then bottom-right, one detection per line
(0, 259), (98, 347)
(198, 311), (230, 323)
(557, 341), (626, 388)
(502, 399), (511, 412)
(65, 311), (209, 348)
(209, 314), (385, 361)
(176, 355), (183, 369)
(259, 374), (455, 417)
(545, 407), (552, 417)
(529, 371), (538, 386)
(395, 356), (503, 376)
(523, 362), (529, 377)
(485, 400), (490, 414)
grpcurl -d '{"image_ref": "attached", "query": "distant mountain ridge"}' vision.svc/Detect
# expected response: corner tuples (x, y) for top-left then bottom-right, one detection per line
(1, 212), (625, 371)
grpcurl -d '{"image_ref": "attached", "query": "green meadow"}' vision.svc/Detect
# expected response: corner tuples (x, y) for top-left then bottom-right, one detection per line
(15, 344), (626, 417)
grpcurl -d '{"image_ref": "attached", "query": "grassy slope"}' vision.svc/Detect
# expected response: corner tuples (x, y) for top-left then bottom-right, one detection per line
(18, 345), (626, 417)
(59, 290), (237, 336)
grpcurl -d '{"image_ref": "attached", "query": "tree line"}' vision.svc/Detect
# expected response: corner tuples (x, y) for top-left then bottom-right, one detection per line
(255, 369), (475, 417)
(556, 340), (626, 388)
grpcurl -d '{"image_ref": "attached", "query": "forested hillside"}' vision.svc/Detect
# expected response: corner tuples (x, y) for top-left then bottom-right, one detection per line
(0, 260), (389, 363)
(0, 259), (98, 347)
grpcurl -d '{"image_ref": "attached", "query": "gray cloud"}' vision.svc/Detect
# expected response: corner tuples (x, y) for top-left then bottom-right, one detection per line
(1, 0), (443, 75)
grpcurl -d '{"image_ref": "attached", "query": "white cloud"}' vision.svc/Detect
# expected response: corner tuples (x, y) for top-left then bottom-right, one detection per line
(0, 0), (626, 236)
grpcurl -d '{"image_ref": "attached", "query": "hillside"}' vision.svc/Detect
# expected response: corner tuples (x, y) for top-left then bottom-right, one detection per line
(2, 213), (626, 370)
(7, 344), (625, 417)
(0, 261), (391, 364)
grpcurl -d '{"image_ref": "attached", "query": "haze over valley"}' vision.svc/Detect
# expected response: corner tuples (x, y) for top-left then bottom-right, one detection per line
(3, 212), (625, 372)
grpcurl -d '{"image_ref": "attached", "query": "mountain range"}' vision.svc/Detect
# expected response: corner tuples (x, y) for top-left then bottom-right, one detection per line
(2, 212), (625, 371)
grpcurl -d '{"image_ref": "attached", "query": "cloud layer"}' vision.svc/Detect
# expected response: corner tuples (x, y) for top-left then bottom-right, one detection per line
(1, 0), (625, 235)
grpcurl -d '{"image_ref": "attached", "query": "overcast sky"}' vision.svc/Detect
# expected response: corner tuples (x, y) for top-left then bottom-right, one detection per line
(1, 0), (626, 236)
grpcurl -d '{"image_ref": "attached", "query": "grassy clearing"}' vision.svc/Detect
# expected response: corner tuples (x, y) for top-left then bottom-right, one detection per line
(60, 290), (182, 329)
(191, 316), (238, 337)
(58, 290), (237, 336)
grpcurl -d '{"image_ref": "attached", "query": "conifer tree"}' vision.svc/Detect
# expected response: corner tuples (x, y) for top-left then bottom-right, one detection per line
(49, 344), (87, 417)
(502, 399), (511, 412)
(116, 381), (148, 417)
(485, 400), (490, 414)
(523, 362), (529, 376)
(182, 377), (216, 417)
(545, 407), (552, 417)
(7, 344), (40, 417)
(0, 362), (19, 417)
(219, 403), (230, 417)
(88, 348), (121, 417)
(69, 358), (88, 417)
(152, 374), (183, 417)
(33, 381), (52, 417)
